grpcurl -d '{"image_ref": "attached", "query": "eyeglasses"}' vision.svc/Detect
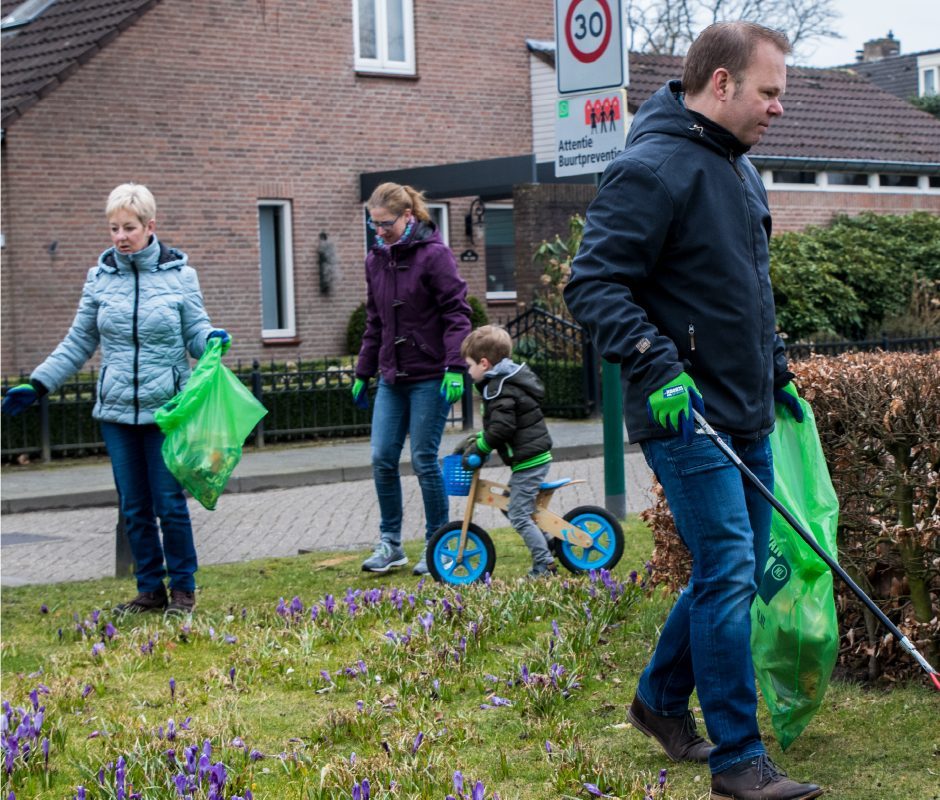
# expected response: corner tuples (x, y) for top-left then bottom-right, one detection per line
(367, 212), (402, 231)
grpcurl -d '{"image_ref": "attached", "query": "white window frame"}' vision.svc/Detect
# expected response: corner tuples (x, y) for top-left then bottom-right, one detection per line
(428, 202), (449, 246)
(761, 170), (940, 194)
(258, 200), (296, 339)
(484, 203), (517, 302)
(353, 0), (415, 76)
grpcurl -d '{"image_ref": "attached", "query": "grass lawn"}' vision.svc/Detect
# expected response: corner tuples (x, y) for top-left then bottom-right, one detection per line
(1, 517), (937, 799)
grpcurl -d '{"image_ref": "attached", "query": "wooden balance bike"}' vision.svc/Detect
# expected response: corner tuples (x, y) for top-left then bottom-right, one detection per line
(427, 454), (625, 585)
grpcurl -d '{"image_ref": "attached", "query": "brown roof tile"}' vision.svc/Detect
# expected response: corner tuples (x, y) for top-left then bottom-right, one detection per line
(627, 53), (940, 167)
(2, 0), (160, 125)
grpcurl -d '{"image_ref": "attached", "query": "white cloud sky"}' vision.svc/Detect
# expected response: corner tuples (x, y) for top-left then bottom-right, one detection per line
(797, 0), (940, 67)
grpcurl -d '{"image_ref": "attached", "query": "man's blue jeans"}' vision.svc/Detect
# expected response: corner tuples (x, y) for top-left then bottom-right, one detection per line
(638, 431), (773, 774)
(371, 378), (450, 547)
(101, 422), (197, 593)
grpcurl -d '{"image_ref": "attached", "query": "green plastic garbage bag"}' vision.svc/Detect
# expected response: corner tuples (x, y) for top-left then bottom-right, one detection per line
(155, 338), (267, 510)
(751, 397), (839, 750)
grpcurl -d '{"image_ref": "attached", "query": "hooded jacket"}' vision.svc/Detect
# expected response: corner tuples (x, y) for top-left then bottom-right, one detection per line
(564, 81), (790, 443)
(357, 221), (471, 385)
(476, 359), (553, 471)
(31, 236), (214, 425)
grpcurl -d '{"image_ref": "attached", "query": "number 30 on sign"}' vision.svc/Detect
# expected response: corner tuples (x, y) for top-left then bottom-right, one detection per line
(555, 0), (626, 94)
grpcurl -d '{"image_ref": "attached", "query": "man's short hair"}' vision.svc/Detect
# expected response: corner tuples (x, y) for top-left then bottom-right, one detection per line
(106, 183), (156, 224)
(461, 325), (513, 363)
(682, 21), (791, 96)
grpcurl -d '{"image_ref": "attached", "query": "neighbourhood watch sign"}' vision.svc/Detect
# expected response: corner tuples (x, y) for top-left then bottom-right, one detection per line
(554, 89), (627, 177)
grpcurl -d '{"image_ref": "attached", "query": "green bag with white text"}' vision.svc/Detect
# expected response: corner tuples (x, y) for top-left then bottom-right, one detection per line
(155, 338), (267, 510)
(751, 398), (839, 750)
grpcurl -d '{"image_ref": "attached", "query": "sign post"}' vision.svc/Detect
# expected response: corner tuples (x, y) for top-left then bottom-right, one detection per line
(554, 0), (627, 95)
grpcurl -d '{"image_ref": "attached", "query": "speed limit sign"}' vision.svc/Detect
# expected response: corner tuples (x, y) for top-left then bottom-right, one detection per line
(555, 0), (627, 94)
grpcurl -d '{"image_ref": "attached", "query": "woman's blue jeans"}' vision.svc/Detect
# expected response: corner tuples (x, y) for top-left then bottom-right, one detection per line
(101, 422), (197, 593)
(638, 431), (773, 774)
(371, 378), (450, 546)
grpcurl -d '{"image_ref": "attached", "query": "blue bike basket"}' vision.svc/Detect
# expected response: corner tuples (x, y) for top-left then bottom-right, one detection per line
(442, 453), (473, 496)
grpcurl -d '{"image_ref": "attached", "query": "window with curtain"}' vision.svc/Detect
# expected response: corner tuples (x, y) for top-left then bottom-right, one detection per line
(258, 201), (296, 338)
(353, 0), (415, 75)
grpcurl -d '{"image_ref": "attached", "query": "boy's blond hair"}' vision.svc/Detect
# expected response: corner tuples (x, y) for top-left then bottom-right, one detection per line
(106, 183), (156, 225)
(461, 325), (512, 364)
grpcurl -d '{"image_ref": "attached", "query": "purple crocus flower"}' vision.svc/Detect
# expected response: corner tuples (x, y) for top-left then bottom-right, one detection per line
(42, 736), (49, 766)
(91, 642), (104, 657)
(310, 605), (319, 622)
(74, 789), (86, 800)
(174, 774), (188, 797)
(40, 604), (48, 614)
(290, 596), (304, 616)
(229, 667), (236, 684)
(583, 784), (612, 798)
(104, 622), (117, 640)
(545, 740), (552, 754)
(453, 771), (464, 794)
(411, 731), (424, 754)
(276, 598), (288, 617)
(324, 595), (335, 615)
(472, 781), (486, 800)
(249, 749), (263, 762)
(659, 768), (667, 787)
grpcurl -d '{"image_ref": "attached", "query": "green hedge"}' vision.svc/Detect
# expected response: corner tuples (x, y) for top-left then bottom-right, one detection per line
(770, 212), (940, 341)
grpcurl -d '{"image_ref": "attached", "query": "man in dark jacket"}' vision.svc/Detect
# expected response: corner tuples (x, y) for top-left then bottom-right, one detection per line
(459, 325), (556, 577)
(564, 22), (819, 800)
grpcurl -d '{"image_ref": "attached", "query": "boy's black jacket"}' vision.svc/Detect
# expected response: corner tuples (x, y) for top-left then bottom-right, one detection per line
(478, 361), (552, 468)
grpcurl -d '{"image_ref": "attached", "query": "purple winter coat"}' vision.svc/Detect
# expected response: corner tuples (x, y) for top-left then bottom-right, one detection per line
(356, 221), (471, 384)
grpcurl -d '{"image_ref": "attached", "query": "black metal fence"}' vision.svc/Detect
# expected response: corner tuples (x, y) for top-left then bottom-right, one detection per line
(3, 322), (937, 463)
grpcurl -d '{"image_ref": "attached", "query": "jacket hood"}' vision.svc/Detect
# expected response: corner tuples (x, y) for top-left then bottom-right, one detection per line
(481, 359), (545, 402)
(628, 80), (748, 159)
(98, 236), (188, 275)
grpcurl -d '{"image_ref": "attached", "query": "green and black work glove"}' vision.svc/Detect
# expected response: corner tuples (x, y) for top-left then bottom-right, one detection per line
(461, 432), (491, 470)
(351, 378), (370, 410)
(647, 371), (705, 443)
(440, 370), (464, 405)
(774, 381), (804, 423)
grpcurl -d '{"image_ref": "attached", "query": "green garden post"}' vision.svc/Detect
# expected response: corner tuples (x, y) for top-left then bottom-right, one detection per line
(601, 358), (626, 519)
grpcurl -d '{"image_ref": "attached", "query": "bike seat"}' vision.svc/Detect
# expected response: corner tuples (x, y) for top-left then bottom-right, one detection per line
(540, 478), (572, 490)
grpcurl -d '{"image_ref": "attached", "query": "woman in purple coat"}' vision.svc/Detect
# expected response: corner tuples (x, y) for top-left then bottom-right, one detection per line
(352, 183), (472, 575)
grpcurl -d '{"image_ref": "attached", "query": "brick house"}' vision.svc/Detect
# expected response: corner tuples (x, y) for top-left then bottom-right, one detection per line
(3, 2), (939, 372)
(1, 0), (555, 373)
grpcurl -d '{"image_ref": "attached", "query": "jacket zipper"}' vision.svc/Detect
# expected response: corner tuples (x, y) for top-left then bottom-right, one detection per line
(132, 261), (141, 424)
(688, 323), (696, 352)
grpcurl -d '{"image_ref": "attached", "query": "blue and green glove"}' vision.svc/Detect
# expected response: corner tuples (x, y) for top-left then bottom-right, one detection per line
(647, 371), (705, 443)
(207, 329), (232, 354)
(0, 383), (45, 417)
(774, 381), (804, 423)
(440, 370), (464, 405)
(461, 432), (491, 471)
(1, 383), (38, 416)
(351, 377), (370, 410)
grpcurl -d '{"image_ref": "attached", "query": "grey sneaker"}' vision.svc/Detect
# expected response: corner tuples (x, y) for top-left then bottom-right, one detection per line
(362, 542), (408, 573)
(412, 551), (430, 575)
(526, 562), (558, 579)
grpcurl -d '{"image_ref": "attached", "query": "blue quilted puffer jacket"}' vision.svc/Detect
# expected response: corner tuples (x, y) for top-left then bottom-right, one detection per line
(31, 236), (215, 425)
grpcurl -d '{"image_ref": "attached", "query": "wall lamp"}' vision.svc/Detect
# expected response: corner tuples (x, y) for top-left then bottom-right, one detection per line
(464, 197), (486, 244)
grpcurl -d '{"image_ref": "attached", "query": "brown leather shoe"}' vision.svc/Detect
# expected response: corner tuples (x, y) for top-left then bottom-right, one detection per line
(114, 586), (168, 615)
(711, 755), (823, 800)
(166, 588), (196, 616)
(628, 694), (714, 763)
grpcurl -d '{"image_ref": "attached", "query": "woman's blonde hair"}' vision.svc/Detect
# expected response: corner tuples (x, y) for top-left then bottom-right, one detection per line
(106, 183), (156, 224)
(366, 182), (431, 222)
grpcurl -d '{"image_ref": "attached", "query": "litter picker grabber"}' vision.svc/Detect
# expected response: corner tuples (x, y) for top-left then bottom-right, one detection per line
(692, 408), (940, 691)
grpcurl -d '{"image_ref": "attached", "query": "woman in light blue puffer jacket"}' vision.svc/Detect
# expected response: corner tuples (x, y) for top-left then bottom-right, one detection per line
(2, 184), (229, 617)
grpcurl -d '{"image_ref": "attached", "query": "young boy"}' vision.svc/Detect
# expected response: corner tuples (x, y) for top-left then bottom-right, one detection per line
(459, 325), (556, 577)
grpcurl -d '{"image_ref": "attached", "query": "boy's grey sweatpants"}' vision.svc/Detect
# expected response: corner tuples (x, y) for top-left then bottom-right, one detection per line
(507, 463), (554, 568)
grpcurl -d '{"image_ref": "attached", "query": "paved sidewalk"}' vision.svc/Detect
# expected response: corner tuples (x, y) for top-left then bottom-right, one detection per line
(0, 418), (656, 586)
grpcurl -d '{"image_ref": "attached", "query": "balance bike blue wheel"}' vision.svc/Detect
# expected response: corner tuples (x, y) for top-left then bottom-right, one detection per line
(554, 505), (624, 574)
(427, 521), (496, 585)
